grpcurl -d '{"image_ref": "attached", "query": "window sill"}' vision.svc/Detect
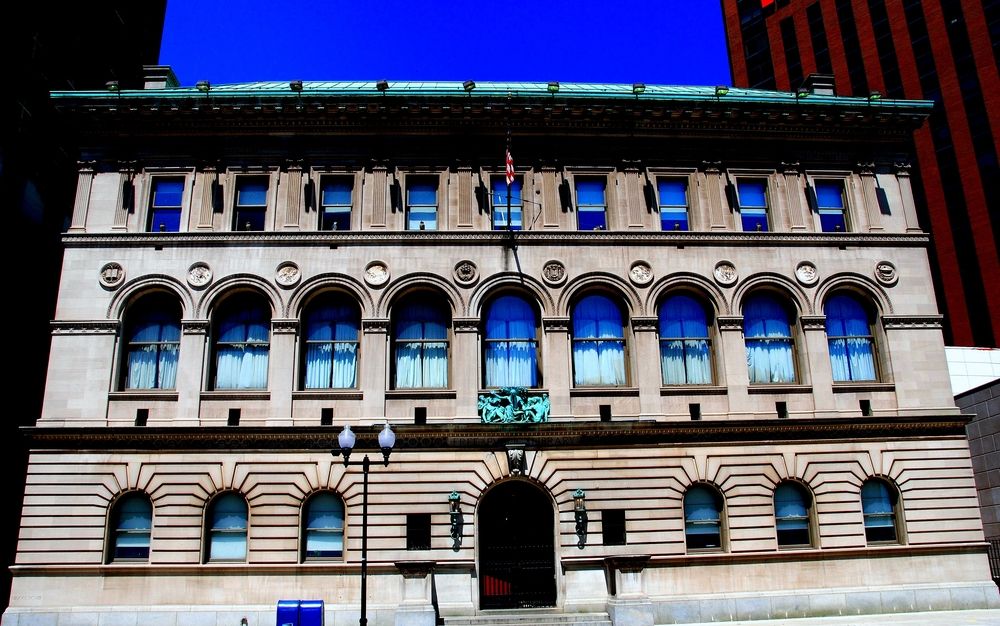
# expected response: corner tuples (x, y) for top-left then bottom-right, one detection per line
(832, 382), (895, 393)
(569, 387), (640, 397)
(748, 384), (813, 395)
(685, 547), (726, 555)
(385, 389), (457, 400)
(660, 385), (727, 396)
(108, 391), (178, 402)
(200, 391), (271, 401)
(293, 390), (363, 401)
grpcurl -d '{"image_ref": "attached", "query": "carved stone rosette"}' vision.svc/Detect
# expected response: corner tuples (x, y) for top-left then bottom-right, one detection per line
(364, 261), (390, 287)
(187, 262), (212, 289)
(274, 261), (301, 288)
(99, 262), (125, 289)
(795, 261), (819, 286)
(713, 261), (738, 286)
(541, 260), (566, 286)
(453, 260), (479, 286)
(628, 261), (653, 286)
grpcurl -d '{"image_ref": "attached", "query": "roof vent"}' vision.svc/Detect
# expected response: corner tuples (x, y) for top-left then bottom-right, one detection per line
(143, 65), (180, 90)
(800, 73), (835, 96)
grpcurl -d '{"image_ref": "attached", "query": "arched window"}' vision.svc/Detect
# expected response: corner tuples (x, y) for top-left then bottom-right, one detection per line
(109, 493), (152, 561)
(213, 295), (270, 390)
(302, 297), (360, 389)
(122, 295), (180, 390)
(684, 485), (723, 550)
(743, 293), (796, 384)
(861, 478), (901, 544)
(774, 482), (812, 547)
(572, 294), (627, 386)
(825, 294), (877, 382)
(303, 492), (345, 560)
(484, 295), (539, 388)
(206, 493), (248, 562)
(659, 294), (712, 385)
(394, 297), (449, 389)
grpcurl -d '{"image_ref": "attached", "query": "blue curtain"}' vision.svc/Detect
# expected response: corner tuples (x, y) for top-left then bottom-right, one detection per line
(743, 294), (796, 383)
(113, 493), (152, 560)
(825, 295), (876, 382)
(215, 302), (270, 389)
(395, 301), (449, 388)
(774, 483), (809, 533)
(684, 486), (722, 548)
(125, 308), (180, 390)
(304, 301), (359, 389)
(209, 493), (247, 561)
(572, 295), (626, 386)
(659, 295), (712, 384)
(861, 480), (895, 527)
(305, 493), (344, 558)
(485, 295), (538, 387)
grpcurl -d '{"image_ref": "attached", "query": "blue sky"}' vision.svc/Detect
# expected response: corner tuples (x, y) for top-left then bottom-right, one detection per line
(160, 1), (731, 87)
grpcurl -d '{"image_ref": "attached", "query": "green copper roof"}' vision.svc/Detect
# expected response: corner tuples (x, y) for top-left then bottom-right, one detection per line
(51, 80), (934, 110)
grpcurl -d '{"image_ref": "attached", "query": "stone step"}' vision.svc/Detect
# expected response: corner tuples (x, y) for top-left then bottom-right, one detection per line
(443, 611), (612, 626)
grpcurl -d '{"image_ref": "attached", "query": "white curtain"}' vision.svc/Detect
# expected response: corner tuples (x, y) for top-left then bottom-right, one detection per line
(825, 295), (876, 381)
(743, 295), (796, 383)
(659, 295), (712, 384)
(209, 494), (247, 561)
(572, 295), (626, 386)
(485, 295), (538, 387)
(215, 305), (269, 389)
(125, 315), (180, 389)
(305, 493), (344, 557)
(304, 302), (359, 388)
(394, 302), (448, 388)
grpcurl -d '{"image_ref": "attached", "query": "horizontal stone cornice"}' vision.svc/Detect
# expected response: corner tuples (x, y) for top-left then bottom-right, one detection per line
(50, 320), (119, 335)
(881, 314), (944, 329)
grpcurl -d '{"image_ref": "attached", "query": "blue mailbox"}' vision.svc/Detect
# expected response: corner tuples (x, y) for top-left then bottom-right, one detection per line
(276, 599), (324, 626)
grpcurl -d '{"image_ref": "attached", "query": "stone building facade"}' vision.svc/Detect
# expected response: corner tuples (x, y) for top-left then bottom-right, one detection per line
(4, 76), (997, 625)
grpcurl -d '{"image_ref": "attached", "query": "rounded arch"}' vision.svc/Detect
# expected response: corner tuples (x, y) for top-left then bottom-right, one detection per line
(772, 479), (816, 548)
(814, 273), (893, 316)
(105, 489), (154, 563)
(203, 490), (250, 563)
(646, 272), (729, 316)
(557, 271), (642, 317)
(108, 274), (193, 320)
(468, 273), (555, 318)
(195, 273), (283, 318)
(474, 475), (558, 514)
(860, 475), (905, 544)
(682, 481), (727, 551)
(732, 272), (812, 316)
(376, 272), (464, 318)
(300, 490), (346, 562)
(289, 273), (374, 319)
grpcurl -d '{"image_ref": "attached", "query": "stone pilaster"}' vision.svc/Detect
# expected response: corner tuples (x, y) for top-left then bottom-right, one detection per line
(631, 317), (662, 418)
(857, 163), (883, 231)
(718, 315), (750, 418)
(177, 320), (209, 426)
(452, 318), (480, 419)
(69, 162), (96, 232)
(268, 319), (298, 425)
(895, 162), (922, 232)
(360, 319), (389, 418)
(542, 317), (571, 418)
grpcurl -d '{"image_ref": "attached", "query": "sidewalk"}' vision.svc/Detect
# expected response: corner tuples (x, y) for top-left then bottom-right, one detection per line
(680, 609), (1000, 625)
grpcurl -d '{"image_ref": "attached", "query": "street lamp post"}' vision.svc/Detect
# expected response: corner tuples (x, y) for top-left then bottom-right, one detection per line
(333, 423), (396, 626)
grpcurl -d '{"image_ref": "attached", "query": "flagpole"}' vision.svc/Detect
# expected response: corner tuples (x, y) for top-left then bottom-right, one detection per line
(506, 128), (513, 233)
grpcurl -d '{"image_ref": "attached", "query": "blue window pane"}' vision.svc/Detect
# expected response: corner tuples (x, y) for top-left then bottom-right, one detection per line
(407, 211), (437, 230)
(660, 210), (689, 231)
(578, 209), (607, 230)
(235, 208), (266, 231)
(408, 182), (437, 206)
(658, 179), (687, 206)
(236, 181), (268, 206)
(576, 179), (606, 206)
(492, 178), (523, 230)
(820, 212), (846, 232)
(738, 181), (767, 208)
(815, 181), (845, 208)
(741, 211), (769, 232)
(321, 180), (353, 206)
(684, 486), (722, 549)
(321, 208), (351, 231)
(149, 208), (181, 232)
(152, 180), (184, 207)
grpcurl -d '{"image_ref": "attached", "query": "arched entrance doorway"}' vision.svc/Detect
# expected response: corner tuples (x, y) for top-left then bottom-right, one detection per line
(478, 481), (556, 609)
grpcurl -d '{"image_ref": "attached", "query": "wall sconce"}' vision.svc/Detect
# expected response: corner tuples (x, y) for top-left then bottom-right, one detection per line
(463, 80), (476, 92)
(289, 80), (303, 92)
(632, 83), (646, 96)
(573, 489), (588, 549)
(196, 80), (212, 94)
(547, 81), (560, 94)
(714, 85), (730, 97)
(449, 490), (463, 552)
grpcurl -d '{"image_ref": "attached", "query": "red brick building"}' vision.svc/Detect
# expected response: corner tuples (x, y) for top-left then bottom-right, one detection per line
(721, 0), (999, 348)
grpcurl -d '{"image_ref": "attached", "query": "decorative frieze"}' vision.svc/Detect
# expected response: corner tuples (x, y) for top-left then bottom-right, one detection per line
(362, 319), (390, 334)
(716, 316), (743, 331)
(800, 315), (827, 331)
(271, 319), (299, 334)
(452, 318), (480, 333)
(181, 320), (209, 335)
(50, 320), (119, 335)
(630, 317), (658, 332)
(542, 317), (571, 332)
(881, 315), (944, 330)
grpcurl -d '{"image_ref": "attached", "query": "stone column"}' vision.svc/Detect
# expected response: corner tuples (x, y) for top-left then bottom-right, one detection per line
(360, 319), (389, 419)
(177, 320), (208, 426)
(621, 164), (645, 228)
(718, 315), (751, 419)
(631, 317), (662, 419)
(700, 162), (729, 230)
(268, 319), (297, 425)
(195, 166), (218, 229)
(283, 163), (303, 228)
(540, 166), (562, 228)
(369, 164), (389, 228)
(69, 161), (96, 232)
(112, 164), (135, 230)
(606, 556), (653, 626)
(895, 162), (922, 232)
(801, 315), (836, 418)
(542, 317), (571, 419)
(452, 318), (480, 420)
(456, 166), (473, 228)
(781, 162), (809, 231)
(394, 561), (436, 626)
(857, 163), (883, 231)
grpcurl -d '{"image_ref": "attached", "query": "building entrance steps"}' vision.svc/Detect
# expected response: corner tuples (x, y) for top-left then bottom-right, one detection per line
(443, 610), (612, 626)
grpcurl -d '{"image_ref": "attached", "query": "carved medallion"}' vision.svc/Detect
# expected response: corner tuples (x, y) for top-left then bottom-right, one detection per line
(713, 261), (738, 286)
(98, 262), (125, 289)
(453, 260), (478, 286)
(629, 261), (653, 286)
(795, 261), (819, 286)
(187, 262), (212, 289)
(542, 260), (566, 286)
(364, 261), (390, 287)
(874, 261), (897, 286)
(275, 262), (301, 288)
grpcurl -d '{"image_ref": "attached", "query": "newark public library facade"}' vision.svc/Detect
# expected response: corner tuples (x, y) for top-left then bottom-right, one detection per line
(5, 69), (998, 625)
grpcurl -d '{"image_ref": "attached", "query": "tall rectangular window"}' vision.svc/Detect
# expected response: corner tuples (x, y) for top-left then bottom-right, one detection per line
(148, 179), (184, 232)
(780, 17), (803, 89)
(491, 177), (522, 230)
(807, 2), (833, 75)
(575, 178), (607, 230)
(738, 180), (770, 231)
(406, 513), (431, 550)
(320, 178), (352, 231)
(815, 181), (847, 232)
(407, 179), (438, 230)
(234, 178), (268, 231)
(657, 179), (689, 231)
(602, 509), (626, 546)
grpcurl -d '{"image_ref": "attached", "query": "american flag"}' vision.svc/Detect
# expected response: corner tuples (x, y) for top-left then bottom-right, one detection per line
(505, 149), (514, 186)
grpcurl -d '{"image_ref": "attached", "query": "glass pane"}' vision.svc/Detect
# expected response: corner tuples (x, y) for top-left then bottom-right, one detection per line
(306, 530), (343, 557)
(149, 208), (181, 232)
(116, 495), (152, 531)
(491, 178), (522, 207)
(321, 207), (351, 231)
(576, 179), (606, 206)
(236, 181), (268, 206)
(660, 210), (688, 231)
(738, 180), (767, 207)
(211, 494), (248, 530)
(321, 180), (353, 206)
(152, 180), (184, 207)
(578, 208), (607, 230)
(741, 210), (769, 232)
(235, 207), (266, 231)
(408, 182), (437, 206)
(306, 493), (344, 530)
(820, 211), (846, 232)
(209, 532), (247, 560)
(407, 210), (437, 230)
(815, 181), (845, 208)
(658, 179), (687, 206)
